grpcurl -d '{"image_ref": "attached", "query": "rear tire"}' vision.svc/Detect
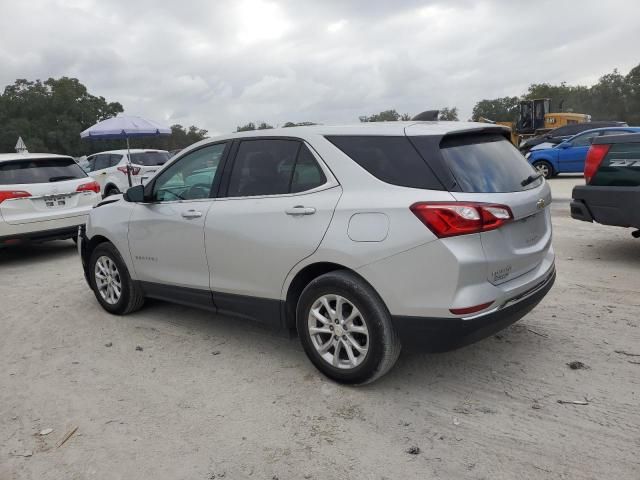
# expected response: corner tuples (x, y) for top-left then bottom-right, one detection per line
(533, 160), (553, 179)
(296, 270), (401, 385)
(89, 242), (144, 315)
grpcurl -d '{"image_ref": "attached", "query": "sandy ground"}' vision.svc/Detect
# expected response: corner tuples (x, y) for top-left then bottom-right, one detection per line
(1, 177), (639, 480)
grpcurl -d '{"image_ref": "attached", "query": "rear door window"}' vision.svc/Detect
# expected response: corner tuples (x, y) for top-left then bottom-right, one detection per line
(130, 151), (170, 166)
(436, 134), (541, 193)
(572, 131), (600, 147)
(93, 154), (112, 171)
(0, 157), (87, 184)
(326, 136), (444, 190)
(599, 130), (631, 137)
(226, 139), (301, 197)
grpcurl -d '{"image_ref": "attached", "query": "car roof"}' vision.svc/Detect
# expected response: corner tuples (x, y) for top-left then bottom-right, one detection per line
(203, 121), (507, 142)
(0, 153), (73, 163)
(88, 149), (168, 155)
(568, 126), (640, 140)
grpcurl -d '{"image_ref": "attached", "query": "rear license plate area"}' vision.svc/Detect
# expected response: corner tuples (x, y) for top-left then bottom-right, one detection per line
(44, 194), (70, 208)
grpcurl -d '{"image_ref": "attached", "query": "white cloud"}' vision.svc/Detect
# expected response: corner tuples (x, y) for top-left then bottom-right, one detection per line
(0, 0), (639, 133)
(327, 19), (347, 33)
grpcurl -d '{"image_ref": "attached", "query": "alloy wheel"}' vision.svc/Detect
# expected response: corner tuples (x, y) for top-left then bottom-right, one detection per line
(534, 162), (550, 178)
(94, 255), (122, 305)
(307, 294), (369, 369)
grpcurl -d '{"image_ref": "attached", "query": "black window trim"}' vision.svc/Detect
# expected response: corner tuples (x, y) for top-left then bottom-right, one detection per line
(218, 136), (334, 200)
(143, 140), (232, 204)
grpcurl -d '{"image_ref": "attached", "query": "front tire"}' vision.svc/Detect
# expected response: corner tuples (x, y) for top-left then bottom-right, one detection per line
(296, 271), (401, 384)
(89, 242), (145, 315)
(533, 160), (553, 179)
(104, 186), (121, 198)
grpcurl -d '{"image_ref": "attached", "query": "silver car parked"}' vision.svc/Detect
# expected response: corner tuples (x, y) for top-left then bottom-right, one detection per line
(78, 122), (555, 384)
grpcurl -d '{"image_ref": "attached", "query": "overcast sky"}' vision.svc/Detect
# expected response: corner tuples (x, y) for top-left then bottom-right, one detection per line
(1, 0), (639, 135)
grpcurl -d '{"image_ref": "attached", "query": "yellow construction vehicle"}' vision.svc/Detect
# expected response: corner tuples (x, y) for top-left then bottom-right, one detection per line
(480, 98), (590, 147)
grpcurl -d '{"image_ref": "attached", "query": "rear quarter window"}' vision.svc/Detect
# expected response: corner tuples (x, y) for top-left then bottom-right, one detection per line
(325, 136), (444, 190)
(436, 134), (541, 193)
(0, 157), (87, 185)
(130, 151), (170, 166)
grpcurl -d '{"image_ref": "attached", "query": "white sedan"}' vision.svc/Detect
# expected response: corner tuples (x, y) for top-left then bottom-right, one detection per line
(0, 153), (101, 246)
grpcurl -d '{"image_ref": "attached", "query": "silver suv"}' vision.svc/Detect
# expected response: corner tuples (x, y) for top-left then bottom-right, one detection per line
(79, 122), (555, 384)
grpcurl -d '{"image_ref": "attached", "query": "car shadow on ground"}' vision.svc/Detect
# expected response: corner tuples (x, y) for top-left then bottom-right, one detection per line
(0, 240), (77, 266)
(133, 297), (538, 391)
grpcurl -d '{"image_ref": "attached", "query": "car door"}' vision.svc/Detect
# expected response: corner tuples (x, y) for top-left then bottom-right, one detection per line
(205, 138), (341, 325)
(88, 154), (111, 189)
(558, 131), (600, 172)
(128, 142), (229, 300)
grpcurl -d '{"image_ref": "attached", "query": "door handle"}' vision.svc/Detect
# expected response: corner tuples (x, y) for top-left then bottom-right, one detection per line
(285, 205), (316, 216)
(181, 210), (203, 219)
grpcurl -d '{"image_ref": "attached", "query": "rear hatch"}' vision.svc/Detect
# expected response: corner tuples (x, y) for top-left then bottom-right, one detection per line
(129, 151), (170, 184)
(0, 157), (98, 224)
(409, 130), (552, 285)
(590, 136), (640, 187)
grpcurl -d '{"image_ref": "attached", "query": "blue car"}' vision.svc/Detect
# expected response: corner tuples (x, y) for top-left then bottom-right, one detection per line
(526, 126), (640, 178)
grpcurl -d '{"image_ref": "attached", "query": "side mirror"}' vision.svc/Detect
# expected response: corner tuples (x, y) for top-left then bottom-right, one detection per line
(124, 184), (146, 202)
(557, 142), (571, 149)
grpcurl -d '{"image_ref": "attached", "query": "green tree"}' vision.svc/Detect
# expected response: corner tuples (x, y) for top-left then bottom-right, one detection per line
(438, 107), (459, 121)
(126, 124), (208, 152)
(283, 121), (318, 127)
(236, 122), (256, 132)
(257, 122), (273, 130)
(360, 109), (408, 122)
(0, 77), (123, 155)
(625, 64), (640, 125)
(471, 96), (520, 122)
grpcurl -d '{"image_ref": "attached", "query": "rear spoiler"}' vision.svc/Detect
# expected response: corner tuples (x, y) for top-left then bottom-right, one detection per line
(593, 132), (640, 145)
(440, 126), (512, 144)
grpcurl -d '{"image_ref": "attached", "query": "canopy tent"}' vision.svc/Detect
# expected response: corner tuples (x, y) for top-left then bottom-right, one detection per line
(80, 115), (171, 187)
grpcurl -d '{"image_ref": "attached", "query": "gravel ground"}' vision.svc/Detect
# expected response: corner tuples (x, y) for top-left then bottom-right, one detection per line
(1, 178), (639, 480)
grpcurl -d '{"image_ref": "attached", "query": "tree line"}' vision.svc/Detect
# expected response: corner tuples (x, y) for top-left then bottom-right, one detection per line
(0, 77), (208, 156)
(472, 63), (640, 124)
(2, 63), (639, 155)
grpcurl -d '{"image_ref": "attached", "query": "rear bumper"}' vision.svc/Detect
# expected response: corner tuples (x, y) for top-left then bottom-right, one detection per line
(571, 185), (640, 228)
(0, 225), (80, 245)
(392, 266), (555, 351)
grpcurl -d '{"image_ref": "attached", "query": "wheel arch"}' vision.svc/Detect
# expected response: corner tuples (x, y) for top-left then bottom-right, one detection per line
(103, 182), (120, 196)
(81, 234), (112, 286)
(283, 261), (382, 330)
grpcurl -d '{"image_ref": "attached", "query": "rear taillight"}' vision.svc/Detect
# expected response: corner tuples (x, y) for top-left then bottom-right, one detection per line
(76, 181), (101, 194)
(584, 144), (611, 184)
(118, 166), (141, 175)
(0, 190), (31, 203)
(410, 202), (513, 238)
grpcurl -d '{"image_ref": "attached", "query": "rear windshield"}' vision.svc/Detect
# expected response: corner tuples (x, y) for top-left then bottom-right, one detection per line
(325, 136), (444, 190)
(129, 151), (170, 166)
(0, 157), (87, 185)
(437, 134), (541, 193)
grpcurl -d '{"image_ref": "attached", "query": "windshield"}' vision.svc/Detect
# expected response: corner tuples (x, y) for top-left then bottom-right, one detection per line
(438, 134), (542, 193)
(129, 151), (170, 166)
(0, 157), (87, 185)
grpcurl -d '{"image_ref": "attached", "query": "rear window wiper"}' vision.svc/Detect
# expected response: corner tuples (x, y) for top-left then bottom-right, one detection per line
(49, 175), (77, 182)
(521, 172), (543, 187)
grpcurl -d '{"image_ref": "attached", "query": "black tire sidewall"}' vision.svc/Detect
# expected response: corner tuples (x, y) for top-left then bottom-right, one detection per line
(533, 160), (553, 179)
(88, 243), (133, 315)
(104, 187), (120, 198)
(297, 272), (390, 384)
